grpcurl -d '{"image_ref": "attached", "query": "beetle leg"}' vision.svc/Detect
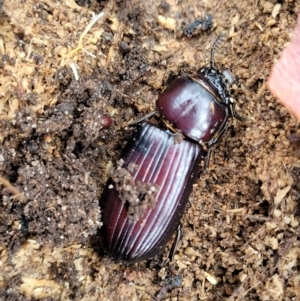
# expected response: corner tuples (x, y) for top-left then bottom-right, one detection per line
(168, 223), (182, 262)
(208, 121), (228, 148)
(229, 102), (247, 122)
(204, 148), (212, 171)
(128, 110), (158, 126)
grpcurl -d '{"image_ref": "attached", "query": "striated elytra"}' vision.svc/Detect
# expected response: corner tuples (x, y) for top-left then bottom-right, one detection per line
(100, 34), (244, 263)
(100, 123), (203, 262)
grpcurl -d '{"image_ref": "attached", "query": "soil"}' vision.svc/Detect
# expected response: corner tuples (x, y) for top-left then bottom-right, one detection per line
(0, 0), (299, 300)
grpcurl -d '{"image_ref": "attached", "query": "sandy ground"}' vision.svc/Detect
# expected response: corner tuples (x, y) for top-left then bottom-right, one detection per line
(0, 0), (299, 300)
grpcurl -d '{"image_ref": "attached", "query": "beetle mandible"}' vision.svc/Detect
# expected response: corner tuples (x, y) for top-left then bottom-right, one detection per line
(100, 34), (244, 264)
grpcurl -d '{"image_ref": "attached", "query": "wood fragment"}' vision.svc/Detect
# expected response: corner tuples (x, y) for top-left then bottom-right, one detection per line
(0, 175), (26, 202)
(61, 0), (115, 66)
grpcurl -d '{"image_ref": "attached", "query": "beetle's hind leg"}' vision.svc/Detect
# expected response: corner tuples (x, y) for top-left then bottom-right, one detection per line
(168, 223), (182, 262)
(162, 223), (182, 267)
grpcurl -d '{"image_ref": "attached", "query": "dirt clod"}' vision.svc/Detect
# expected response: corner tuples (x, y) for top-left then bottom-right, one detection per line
(110, 159), (159, 222)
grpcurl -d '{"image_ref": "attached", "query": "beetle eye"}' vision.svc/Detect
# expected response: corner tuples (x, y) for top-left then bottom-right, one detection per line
(222, 68), (235, 85)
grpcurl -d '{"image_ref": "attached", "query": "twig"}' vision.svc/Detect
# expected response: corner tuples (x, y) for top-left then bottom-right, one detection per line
(61, 0), (115, 65)
(106, 22), (124, 67)
(0, 175), (26, 202)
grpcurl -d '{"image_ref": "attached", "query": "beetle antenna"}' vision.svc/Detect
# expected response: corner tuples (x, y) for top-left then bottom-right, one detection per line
(210, 32), (226, 68)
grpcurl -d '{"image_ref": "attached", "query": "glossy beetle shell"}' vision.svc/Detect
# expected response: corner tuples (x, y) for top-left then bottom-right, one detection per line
(156, 76), (229, 143)
(100, 122), (203, 263)
(100, 33), (242, 263)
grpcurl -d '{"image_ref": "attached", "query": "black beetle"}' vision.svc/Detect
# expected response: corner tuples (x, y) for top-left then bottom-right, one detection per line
(100, 34), (244, 263)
